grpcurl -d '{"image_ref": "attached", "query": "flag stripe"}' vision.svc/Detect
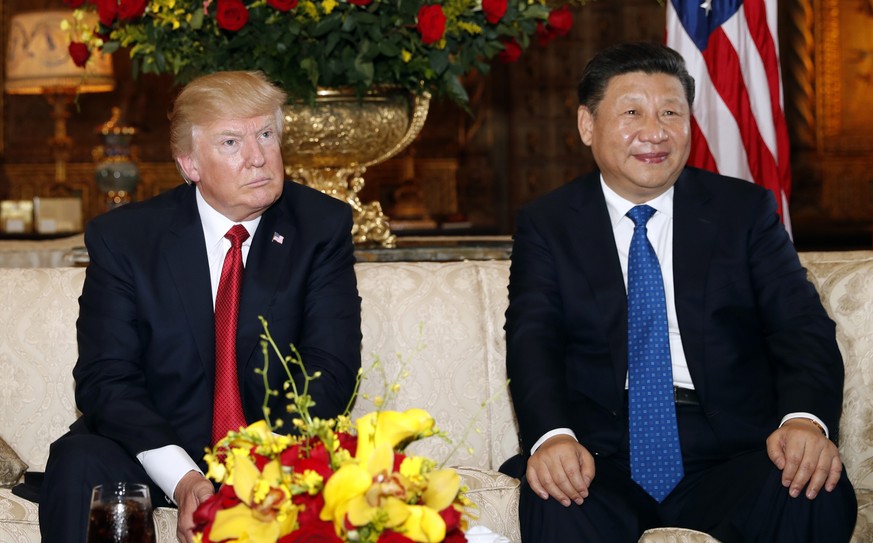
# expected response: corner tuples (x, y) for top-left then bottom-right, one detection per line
(666, 0), (792, 225)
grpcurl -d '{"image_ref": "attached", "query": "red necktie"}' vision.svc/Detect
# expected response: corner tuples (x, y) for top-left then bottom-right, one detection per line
(212, 224), (250, 445)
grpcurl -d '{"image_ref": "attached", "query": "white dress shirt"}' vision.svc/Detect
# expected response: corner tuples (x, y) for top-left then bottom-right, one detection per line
(531, 178), (826, 454)
(135, 188), (261, 503)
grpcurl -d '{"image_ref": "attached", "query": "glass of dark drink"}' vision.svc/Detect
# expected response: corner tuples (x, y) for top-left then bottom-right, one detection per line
(86, 482), (156, 543)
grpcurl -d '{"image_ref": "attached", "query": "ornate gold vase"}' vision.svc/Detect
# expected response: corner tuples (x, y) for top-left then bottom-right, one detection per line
(281, 87), (431, 247)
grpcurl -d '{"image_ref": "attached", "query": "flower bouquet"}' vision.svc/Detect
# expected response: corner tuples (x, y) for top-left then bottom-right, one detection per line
(191, 318), (470, 543)
(61, 0), (576, 107)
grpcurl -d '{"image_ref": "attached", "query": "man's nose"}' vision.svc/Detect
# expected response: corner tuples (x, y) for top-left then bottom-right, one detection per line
(640, 116), (668, 143)
(244, 139), (266, 168)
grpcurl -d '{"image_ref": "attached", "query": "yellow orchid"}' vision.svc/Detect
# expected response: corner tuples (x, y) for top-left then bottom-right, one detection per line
(354, 408), (436, 462)
(209, 454), (299, 542)
(320, 409), (459, 542)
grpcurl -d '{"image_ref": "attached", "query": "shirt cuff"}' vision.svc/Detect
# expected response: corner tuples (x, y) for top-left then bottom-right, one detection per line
(780, 412), (829, 439)
(136, 445), (203, 504)
(531, 428), (578, 455)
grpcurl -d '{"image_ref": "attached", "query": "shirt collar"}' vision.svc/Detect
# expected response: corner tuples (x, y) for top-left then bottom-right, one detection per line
(600, 175), (675, 228)
(195, 187), (261, 251)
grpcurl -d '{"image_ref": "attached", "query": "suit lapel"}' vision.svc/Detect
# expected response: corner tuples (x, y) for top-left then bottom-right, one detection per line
(568, 174), (629, 408)
(236, 198), (297, 377)
(163, 186), (215, 382)
(672, 169), (718, 401)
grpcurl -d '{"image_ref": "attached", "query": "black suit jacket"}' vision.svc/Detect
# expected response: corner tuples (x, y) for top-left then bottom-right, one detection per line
(505, 168), (843, 458)
(73, 181), (362, 468)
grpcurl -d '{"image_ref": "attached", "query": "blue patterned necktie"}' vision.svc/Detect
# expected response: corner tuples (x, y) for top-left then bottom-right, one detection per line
(626, 205), (684, 502)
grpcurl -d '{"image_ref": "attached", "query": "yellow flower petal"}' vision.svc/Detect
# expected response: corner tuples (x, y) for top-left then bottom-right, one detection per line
(231, 454), (260, 503)
(422, 469), (460, 512)
(346, 494), (377, 526)
(211, 503), (281, 543)
(368, 443), (394, 476)
(320, 464), (372, 524)
(383, 496), (412, 528)
(397, 504), (446, 543)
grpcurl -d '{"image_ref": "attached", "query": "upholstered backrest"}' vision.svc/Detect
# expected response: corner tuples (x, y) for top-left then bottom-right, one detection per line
(0, 262), (520, 473)
(1, 252), (871, 483)
(799, 251), (873, 492)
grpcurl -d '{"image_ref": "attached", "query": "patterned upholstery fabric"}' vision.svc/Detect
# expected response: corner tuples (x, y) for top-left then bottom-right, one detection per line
(0, 253), (871, 542)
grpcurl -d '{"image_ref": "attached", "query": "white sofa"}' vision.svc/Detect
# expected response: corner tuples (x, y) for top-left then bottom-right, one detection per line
(0, 252), (871, 542)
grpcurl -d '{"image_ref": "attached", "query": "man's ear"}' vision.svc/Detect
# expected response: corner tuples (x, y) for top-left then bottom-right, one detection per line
(176, 155), (200, 185)
(577, 105), (594, 147)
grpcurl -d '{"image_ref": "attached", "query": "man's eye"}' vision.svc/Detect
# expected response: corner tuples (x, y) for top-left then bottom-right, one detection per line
(222, 139), (238, 147)
(260, 130), (274, 139)
(625, 110), (637, 115)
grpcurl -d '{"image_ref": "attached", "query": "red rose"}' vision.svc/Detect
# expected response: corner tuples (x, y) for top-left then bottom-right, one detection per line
(279, 520), (343, 543)
(267, 0), (299, 11)
(377, 531), (416, 543)
(546, 6), (573, 36)
(293, 492), (326, 525)
(192, 485), (241, 530)
(416, 5), (446, 45)
(216, 0), (249, 31)
(482, 0), (507, 24)
(64, 0), (87, 8)
(439, 505), (463, 532)
(497, 39), (522, 63)
(444, 528), (468, 543)
(68, 42), (91, 68)
(96, 0), (118, 27)
(118, 0), (149, 20)
(348, 0), (373, 5)
(336, 432), (357, 454)
(535, 21), (554, 47)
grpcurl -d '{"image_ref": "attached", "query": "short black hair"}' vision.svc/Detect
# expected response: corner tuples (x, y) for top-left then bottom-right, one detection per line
(577, 42), (695, 113)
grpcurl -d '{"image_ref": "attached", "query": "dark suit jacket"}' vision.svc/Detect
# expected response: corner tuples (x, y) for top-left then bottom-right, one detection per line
(505, 168), (844, 459)
(73, 181), (362, 469)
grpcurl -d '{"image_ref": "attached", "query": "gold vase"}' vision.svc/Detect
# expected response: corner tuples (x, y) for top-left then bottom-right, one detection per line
(281, 87), (431, 247)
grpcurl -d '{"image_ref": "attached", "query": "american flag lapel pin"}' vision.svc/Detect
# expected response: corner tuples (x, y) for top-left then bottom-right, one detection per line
(272, 232), (284, 245)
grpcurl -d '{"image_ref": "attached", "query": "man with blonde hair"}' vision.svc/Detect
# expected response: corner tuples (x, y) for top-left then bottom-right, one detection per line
(39, 71), (362, 542)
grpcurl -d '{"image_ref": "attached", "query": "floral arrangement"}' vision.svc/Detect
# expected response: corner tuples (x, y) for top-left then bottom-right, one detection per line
(61, 0), (576, 106)
(190, 317), (470, 543)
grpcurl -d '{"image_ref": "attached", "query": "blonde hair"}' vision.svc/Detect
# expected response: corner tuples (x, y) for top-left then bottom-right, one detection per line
(168, 71), (287, 158)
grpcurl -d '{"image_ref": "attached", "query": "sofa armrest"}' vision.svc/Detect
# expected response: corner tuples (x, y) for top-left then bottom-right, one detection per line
(455, 466), (521, 543)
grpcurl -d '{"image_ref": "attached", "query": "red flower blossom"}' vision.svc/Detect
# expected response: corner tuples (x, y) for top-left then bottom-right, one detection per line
(279, 520), (343, 542)
(497, 39), (522, 63)
(64, 0), (87, 8)
(292, 492), (326, 525)
(444, 528), (468, 543)
(193, 485), (241, 531)
(215, 0), (249, 32)
(267, 0), (299, 11)
(118, 0), (149, 20)
(96, 0), (118, 27)
(546, 6), (573, 36)
(68, 42), (91, 68)
(348, 0), (373, 5)
(336, 432), (357, 454)
(439, 505), (463, 532)
(416, 4), (446, 45)
(377, 530), (416, 543)
(482, 0), (508, 25)
(535, 21), (554, 47)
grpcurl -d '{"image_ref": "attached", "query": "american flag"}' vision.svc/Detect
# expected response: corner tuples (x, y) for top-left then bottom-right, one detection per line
(272, 232), (284, 245)
(666, 0), (792, 228)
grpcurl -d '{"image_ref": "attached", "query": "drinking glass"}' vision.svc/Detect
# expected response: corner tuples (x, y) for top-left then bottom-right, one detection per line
(86, 482), (156, 543)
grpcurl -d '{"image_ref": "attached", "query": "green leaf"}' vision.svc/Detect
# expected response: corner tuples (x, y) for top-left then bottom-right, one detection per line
(312, 13), (343, 37)
(190, 9), (204, 30)
(300, 57), (320, 88)
(102, 41), (121, 55)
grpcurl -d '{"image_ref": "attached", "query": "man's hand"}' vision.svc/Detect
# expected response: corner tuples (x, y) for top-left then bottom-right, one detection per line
(766, 418), (842, 500)
(174, 470), (215, 543)
(526, 434), (595, 507)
